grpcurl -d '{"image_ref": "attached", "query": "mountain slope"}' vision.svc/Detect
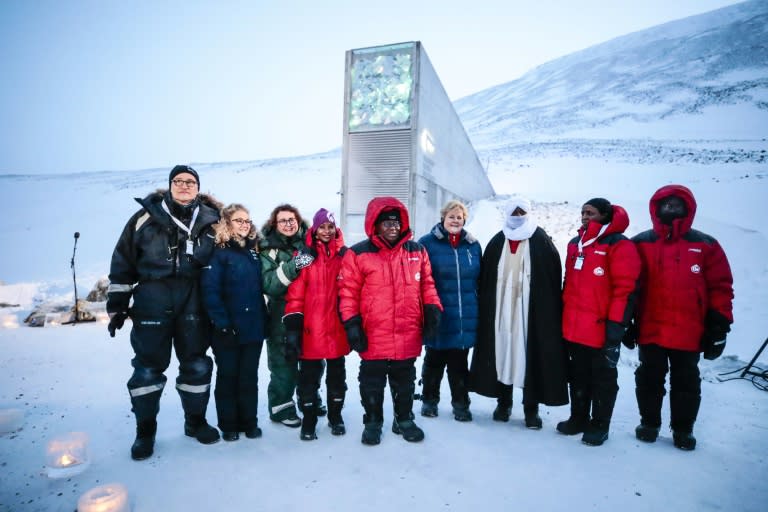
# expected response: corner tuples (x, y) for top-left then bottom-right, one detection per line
(455, 0), (768, 161)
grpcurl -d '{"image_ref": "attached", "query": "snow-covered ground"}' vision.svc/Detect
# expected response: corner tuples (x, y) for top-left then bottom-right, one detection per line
(1, 155), (767, 512)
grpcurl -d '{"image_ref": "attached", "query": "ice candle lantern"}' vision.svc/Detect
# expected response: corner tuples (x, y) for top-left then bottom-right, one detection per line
(77, 483), (130, 512)
(45, 431), (90, 478)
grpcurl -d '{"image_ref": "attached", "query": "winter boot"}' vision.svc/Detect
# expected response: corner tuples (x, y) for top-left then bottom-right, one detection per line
(524, 404), (543, 430)
(300, 407), (318, 441)
(580, 371), (618, 446)
(222, 431), (240, 442)
(392, 416), (425, 442)
(362, 419), (383, 445)
(635, 423), (660, 443)
(360, 390), (384, 446)
(582, 419), (610, 446)
(556, 388), (590, 435)
(452, 401), (473, 422)
(447, 370), (472, 422)
(130, 418), (157, 461)
(184, 414), (221, 445)
(492, 384), (513, 422)
(635, 385), (665, 432)
(327, 395), (346, 436)
(420, 366), (443, 418)
(673, 430), (697, 451)
(670, 390), (700, 444)
(390, 365), (423, 441)
(244, 420), (263, 439)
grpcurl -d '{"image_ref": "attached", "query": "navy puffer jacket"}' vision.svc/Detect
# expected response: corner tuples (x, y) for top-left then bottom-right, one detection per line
(418, 223), (482, 350)
(201, 238), (268, 344)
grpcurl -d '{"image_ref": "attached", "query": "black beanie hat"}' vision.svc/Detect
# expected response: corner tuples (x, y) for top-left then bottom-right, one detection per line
(375, 208), (401, 225)
(169, 164), (200, 189)
(584, 197), (611, 216)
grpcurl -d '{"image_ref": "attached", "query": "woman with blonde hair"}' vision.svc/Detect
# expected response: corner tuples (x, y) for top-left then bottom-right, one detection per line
(201, 204), (268, 441)
(418, 200), (482, 422)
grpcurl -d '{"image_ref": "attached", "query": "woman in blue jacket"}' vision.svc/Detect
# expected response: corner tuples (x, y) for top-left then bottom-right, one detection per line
(418, 200), (482, 421)
(201, 204), (268, 441)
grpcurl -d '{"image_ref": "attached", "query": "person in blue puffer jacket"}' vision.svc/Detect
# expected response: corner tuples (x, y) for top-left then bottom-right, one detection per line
(418, 200), (482, 422)
(201, 203), (268, 442)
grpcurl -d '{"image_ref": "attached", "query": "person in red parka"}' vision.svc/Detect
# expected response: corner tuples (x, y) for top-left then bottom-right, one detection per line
(338, 197), (443, 445)
(283, 209), (350, 441)
(628, 184), (733, 451)
(558, 198), (641, 446)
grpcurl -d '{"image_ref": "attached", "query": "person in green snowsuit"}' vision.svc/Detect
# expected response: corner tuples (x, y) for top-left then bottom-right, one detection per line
(259, 204), (317, 426)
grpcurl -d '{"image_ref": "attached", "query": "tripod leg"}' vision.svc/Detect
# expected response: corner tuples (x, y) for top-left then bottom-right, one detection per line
(741, 338), (768, 378)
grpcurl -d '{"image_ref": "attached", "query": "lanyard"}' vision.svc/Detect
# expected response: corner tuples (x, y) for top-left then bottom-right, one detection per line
(577, 223), (609, 255)
(162, 201), (200, 255)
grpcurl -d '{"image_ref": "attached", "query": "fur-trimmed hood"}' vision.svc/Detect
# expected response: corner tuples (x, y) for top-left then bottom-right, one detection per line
(135, 189), (222, 236)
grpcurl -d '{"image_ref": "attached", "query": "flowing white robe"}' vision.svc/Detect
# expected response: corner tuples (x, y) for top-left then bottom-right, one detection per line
(494, 240), (531, 388)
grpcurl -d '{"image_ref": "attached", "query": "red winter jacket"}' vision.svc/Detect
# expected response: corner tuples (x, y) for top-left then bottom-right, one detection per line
(633, 184), (734, 351)
(284, 228), (350, 360)
(562, 205), (641, 348)
(338, 197), (442, 360)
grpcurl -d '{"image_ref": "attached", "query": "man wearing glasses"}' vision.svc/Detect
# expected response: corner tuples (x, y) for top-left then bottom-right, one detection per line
(107, 164), (222, 460)
(338, 196), (443, 445)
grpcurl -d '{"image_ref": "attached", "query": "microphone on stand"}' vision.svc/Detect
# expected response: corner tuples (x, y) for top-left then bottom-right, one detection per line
(71, 232), (80, 324)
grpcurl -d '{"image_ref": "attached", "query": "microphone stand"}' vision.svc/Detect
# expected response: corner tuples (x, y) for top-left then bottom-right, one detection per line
(71, 232), (80, 325)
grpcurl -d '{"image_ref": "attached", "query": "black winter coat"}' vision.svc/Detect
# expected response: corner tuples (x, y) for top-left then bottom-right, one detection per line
(201, 238), (268, 344)
(468, 228), (569, 406)
(107, 191), (220, 315)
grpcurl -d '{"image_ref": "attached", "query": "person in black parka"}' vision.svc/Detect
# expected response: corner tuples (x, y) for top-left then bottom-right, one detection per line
(107, 165), (222, 461)
(201, 204), (268, 442)
(469, 196), (568, 428)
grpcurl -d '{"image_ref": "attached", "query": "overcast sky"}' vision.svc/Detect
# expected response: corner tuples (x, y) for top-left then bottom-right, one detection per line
(0, 0), (742, 174)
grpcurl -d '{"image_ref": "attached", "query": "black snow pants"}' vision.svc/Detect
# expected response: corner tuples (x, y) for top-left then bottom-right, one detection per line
(127, 278), (213, 422)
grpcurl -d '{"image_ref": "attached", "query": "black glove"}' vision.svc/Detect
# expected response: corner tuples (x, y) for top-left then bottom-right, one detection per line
(212, 327), (238, 348)
(282, 313), (304, 362)
(621, 321), (638, 350)
(293, 251), (315, 271)
(423, 304), (442, 339)
(343, 315), (368, 353)
(601, 320), (625, 368)
(108, 311), (128, 338)
(701, 310), (730, 360)
(704, 310), (731, 342)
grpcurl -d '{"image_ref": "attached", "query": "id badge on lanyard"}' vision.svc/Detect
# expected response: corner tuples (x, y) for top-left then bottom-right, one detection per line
(574, 254), (584, 270)
(186, 239), (194, 255)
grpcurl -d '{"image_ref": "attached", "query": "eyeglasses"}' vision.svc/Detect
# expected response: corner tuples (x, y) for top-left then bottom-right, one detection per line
(171, 179), (198, 188)
(277, 218), (297, 226)
(231, 218), (252, 226)
(380, 220), (401, 229)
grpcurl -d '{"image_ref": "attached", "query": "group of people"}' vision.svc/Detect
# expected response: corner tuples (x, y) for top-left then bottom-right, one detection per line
(107, 164), (733, 461)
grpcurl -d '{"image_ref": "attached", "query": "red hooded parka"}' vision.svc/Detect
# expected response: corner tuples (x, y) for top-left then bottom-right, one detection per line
(632, 184), (734, 351)
(284, 226), (350, 360)
(562, 204), (641, 348)
(338, 197), (442, 360)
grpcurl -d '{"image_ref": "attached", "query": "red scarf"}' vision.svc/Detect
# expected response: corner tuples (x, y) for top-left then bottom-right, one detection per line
(449, 233), (461, 248)
(508, 240), (521, 254)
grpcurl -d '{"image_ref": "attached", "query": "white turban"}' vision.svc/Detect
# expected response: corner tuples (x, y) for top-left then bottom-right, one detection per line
(502, 196), (537, 241)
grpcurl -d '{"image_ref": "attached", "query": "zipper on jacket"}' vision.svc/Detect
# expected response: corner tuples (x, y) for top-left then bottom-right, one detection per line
(453, 247), (463, 334)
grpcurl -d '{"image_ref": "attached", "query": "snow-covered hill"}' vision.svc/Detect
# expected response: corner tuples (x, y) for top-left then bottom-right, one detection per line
(455, 0), (768, 162)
